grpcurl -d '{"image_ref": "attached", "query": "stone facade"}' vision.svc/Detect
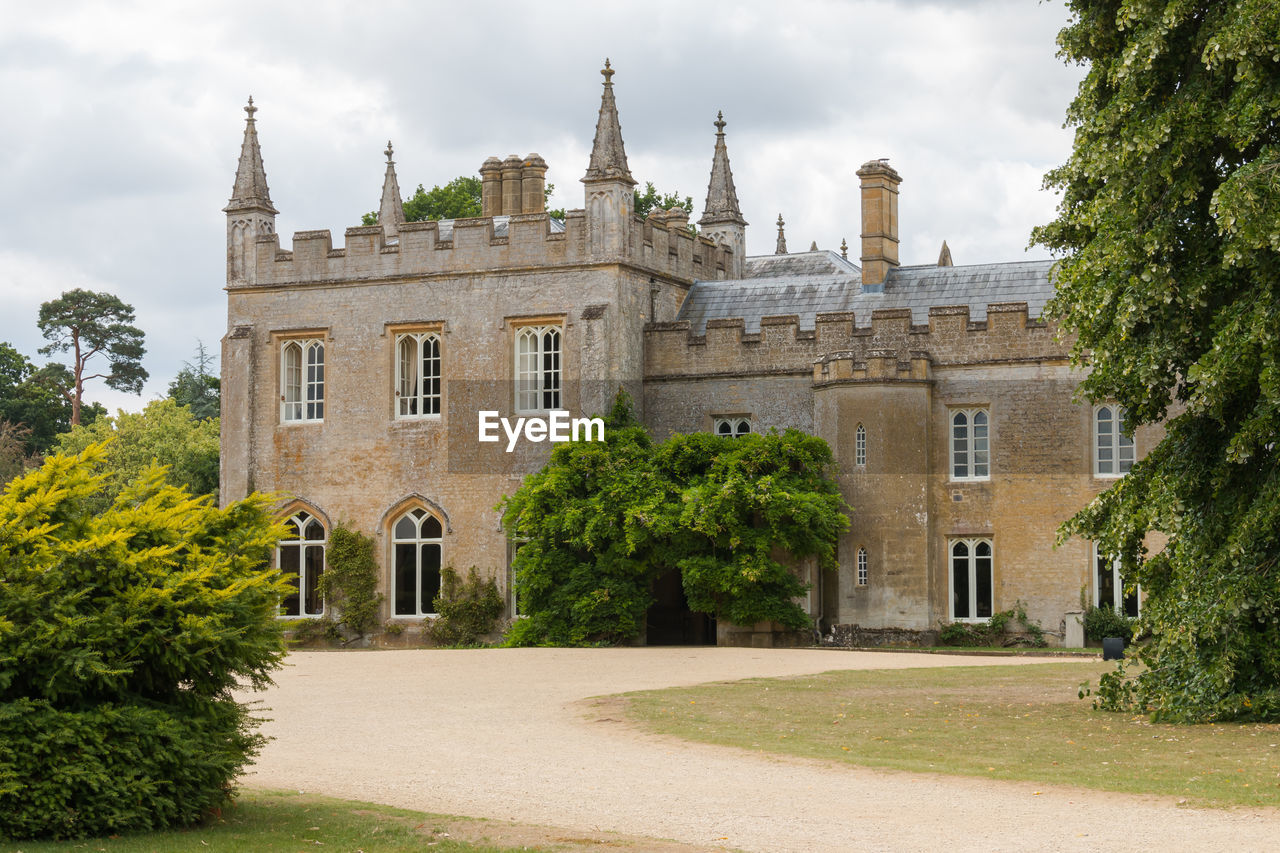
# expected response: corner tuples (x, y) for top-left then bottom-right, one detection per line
(221, 64), (1144, 647)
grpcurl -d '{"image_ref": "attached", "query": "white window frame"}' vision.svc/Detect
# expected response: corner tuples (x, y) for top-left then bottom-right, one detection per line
(949, 537), (994, 623)
(714, 417), (751, 438)
(856, 546), (868, 586)
(391, 508), (444, 618)
(1093, 543), (1140, 617)
(276, 511), (326, 617)
(949, 408), (990, 481)
(1093, 404), (1135, 477)
(855, 423), (866, 466)
(395, 331), (442, 419)
(515, 325), (562, 413)
(281, 338), (325, 423)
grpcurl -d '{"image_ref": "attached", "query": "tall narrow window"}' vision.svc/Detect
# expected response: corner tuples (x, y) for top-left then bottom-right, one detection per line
(516, 325), (562, 412)
(950, 538), (993, 621)
(507, 538), (527, 617)
(1094, 405), (1135, 476)
(950, 408), (989, 480)
(395, 332), (442, 418)
(855, 423), (866, 466)
(1094, 544), (1139, 617)
(392, 509), (443, 617)
(277, 511), (326, 616)
(282, 338), (324, 422)
(714, 417), (751, 437)
(856, 547), (868, 586)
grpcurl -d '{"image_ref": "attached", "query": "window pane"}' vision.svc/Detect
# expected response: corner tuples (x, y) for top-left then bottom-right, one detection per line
(394, 543), (416, 615)
(952, 552), (970, 619)
(394, 516), (415, 540)
(975, 554), (992, 619)
(303, 544), (324, 616)
(422, 515), (442, 538)
(1097, 553), (1116, 610)
(735, 419), (750, 436)
(279, 544), (300, 616)
(304, 519), (324, 541)
(420, 544), (442, 614)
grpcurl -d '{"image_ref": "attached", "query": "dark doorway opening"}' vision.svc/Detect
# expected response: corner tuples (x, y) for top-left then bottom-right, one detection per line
(646, 569), (716, 645)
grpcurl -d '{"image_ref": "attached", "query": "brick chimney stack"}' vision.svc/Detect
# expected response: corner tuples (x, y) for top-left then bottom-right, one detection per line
(856, 159), (902, 287)
(480, 157), (503, 216)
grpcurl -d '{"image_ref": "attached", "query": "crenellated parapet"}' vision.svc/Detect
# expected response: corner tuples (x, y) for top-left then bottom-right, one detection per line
(644, 302), (1067, 381)
(237, 207), (734, 288)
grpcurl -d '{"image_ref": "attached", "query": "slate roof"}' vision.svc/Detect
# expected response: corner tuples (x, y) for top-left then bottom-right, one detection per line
(677, 252), (1055, 334)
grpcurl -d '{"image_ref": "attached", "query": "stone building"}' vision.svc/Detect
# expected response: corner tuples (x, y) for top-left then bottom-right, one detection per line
(221, 64), (1147, 646)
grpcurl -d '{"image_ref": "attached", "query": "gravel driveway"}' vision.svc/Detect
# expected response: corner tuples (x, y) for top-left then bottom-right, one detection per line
(239, 648), (1280, 852)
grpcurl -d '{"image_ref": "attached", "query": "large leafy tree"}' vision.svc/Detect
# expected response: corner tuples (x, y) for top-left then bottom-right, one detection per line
(0, 342), (79, 454)
(501, 394), (849, 645)
(55, 398), (220, 507)
(37, 289), (148, 426)
(167, 341), (220, 420)
(1034, 0), (1280, 721)
(0, 445), (288, 839)
(633, 181), (692, 218)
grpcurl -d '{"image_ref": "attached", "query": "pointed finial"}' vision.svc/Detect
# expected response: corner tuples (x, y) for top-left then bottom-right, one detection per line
(602, 58), (614, 85)
(244, 96), (257, 121)
(775, 214), (788, 255)
(385, 140), (394, 163)
(714, 111), (726, 135)
(840, 237), (848, 260)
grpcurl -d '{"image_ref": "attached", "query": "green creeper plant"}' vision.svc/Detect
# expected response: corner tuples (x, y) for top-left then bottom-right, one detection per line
(318, 523), (384, 641)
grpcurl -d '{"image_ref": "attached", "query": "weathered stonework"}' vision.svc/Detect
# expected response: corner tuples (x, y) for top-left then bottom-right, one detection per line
(222, 66), (1147, 648)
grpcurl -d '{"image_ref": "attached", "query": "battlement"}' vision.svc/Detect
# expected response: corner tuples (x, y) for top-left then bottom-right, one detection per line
(237, 208), (734, 288)
(644, 302), (1067, 380)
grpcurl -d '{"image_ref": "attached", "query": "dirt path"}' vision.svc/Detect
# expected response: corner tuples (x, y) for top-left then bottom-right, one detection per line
(238, 648), (1280, 852)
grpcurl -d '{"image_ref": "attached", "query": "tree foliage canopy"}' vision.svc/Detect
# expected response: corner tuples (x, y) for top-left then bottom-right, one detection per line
(1034, 0), (1280, 721)
(167, 341), (220, 420)
(0, 445), (288, 839)
(54, 398), (220, 507)
(0, 342), (99, 455)
(500, 394), (849, 645)
(633, 181), (693, 218)
(37, 289), (148, 426)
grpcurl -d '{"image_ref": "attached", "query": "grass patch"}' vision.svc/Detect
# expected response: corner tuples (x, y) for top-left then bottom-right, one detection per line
(9, 789), (575, 852)
(620, 661), (1280, 808)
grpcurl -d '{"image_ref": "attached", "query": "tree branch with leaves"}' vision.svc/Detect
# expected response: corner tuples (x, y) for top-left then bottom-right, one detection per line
(37, 289), (147, 425)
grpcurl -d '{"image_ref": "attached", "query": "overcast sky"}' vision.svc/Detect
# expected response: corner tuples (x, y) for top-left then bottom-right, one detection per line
(0, 0), (1083, 414)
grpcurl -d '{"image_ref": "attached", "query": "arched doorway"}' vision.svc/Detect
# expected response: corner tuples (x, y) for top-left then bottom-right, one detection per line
(645, 569), (716, 645)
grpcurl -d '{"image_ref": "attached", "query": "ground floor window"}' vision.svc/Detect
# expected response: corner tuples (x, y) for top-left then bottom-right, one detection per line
(507, 538), (526, 617)
(278, 511), (326, 617)
(856, 547), (868, 586)
(1094, 544), (1139, 617)
(950, 538), (993, 621)
(392, 509), (443, 616)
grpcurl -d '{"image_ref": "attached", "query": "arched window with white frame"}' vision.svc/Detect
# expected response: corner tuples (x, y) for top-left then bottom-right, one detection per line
(395, 332), (442, 418)
(515, 325), (561, 412)
(392, 508), (443, 617)
(856, 546), (868, 586)
(1094, 404), (1135, 476)
(281, 338), (324, 422)
(950, 538), (993, 621)
(950, 408), (989, 480)
(714, 417), (751, 437)
(277, 510), (326, 617)
(855, 423), (866, 466)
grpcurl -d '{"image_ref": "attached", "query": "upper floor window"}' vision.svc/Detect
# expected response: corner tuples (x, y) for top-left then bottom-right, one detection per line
(714, 417), (751, 438)
(856, 547), (868, 586)
(950, 538), (993, 621)
(278, 511), (325, 617)
(950, 408), (989, 480)
(1094, 405), (1134, 477)
(392, 508), (443, 617)
(855, 423), (866, 466)
(516, 325), (561, 412)
(1094, 544), (1139, 617)
(396, 332), (441, 418)
(282, 338), (324, 422)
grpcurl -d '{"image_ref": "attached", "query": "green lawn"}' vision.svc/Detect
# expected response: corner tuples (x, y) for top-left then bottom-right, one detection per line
(620, 661), (1280, 808)
(8, 789), (593, 852)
